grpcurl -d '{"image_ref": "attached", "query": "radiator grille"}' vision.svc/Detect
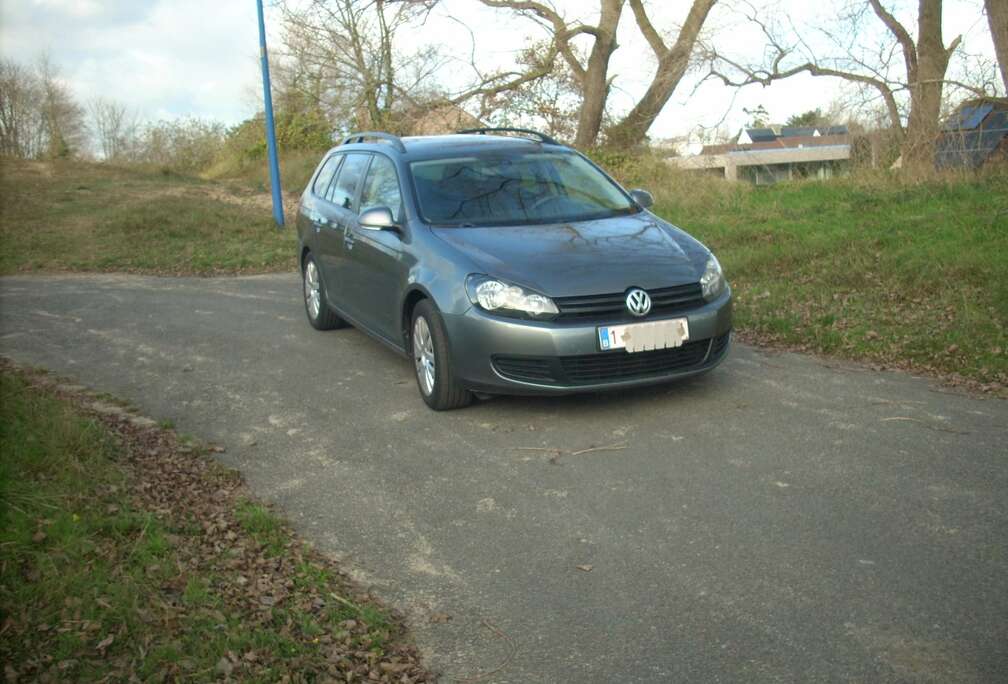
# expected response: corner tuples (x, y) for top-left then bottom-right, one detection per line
(553, 283), (705, 322)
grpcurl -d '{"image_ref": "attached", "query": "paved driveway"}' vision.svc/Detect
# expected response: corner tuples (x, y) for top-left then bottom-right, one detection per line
(2, 273), (1006, 682)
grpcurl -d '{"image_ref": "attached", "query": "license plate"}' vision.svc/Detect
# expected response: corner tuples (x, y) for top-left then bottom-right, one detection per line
(598, 318), (689, 353)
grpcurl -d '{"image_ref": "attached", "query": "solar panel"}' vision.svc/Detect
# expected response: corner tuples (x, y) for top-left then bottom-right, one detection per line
(746, 128), (776, 142)
(939, 105), (971, 130)
(943, 103), (995, 131)
(962, 103), (994, 130)
(780, 126), (815, 137)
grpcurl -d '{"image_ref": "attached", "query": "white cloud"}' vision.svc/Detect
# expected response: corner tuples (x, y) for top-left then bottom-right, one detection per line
(32, 0), (103, 18)
(1, 0), (272, 124)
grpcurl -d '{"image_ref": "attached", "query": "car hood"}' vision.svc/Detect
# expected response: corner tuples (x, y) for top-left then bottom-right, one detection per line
(430, 212), (708, 297)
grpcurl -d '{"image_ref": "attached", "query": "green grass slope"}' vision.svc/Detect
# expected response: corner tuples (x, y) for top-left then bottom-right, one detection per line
(636, 162), (1007, 392)
(0, 159), (297, 275)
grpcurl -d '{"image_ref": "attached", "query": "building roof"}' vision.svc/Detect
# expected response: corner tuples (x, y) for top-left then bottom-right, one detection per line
(676, 142), (850, 171)
(702, 133), (849, 156)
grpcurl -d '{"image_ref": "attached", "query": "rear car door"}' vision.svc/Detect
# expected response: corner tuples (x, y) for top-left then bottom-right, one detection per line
(343, 153), (408, 344)
(318, 153), (371, 321)
(299, 152), (342, 262)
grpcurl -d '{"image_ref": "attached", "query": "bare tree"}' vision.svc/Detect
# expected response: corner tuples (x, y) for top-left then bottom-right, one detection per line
(0, 59), (46, 158)
(481, 39), (586, 141)
(277, 0), (574, 136)
(36, 54), (88, 159)
(276, 0), (439, 133)
(89, 98), (138, 161)
(987, 0), (1008, 92)
(477, 0), (717, 148)
(701, 0), (995, 169)
(605, 0), (717, 145)
(0, 56), (86, 159)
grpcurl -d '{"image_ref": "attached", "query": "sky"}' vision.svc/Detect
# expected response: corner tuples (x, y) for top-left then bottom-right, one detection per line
(0, 0), (999, 144)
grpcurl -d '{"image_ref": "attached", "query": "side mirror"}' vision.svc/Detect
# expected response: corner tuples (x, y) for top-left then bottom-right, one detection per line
(358, 206), (398, 232)
(629, 189), (654, 209)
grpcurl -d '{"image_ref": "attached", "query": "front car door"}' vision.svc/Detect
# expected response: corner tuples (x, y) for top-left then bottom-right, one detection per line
(343, 153), (408, 344)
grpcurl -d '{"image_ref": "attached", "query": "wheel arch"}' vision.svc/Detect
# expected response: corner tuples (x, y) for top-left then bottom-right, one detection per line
(400, 285), (434, 349)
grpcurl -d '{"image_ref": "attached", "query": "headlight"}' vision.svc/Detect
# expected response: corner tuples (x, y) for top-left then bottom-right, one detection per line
(700, 255), (726, 300)
(465, 275), (559, 318)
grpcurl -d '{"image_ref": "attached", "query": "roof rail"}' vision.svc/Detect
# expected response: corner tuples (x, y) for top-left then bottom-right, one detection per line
(340, 131), (407, 153)
(457, 127), (561, 146)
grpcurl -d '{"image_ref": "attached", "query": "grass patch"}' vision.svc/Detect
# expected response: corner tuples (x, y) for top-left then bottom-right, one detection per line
(235, 500), (288, 557)
(204, 149), (323, 196)
(0, 369), (426, 681)
(0, 159), (297, 276)
(603, 154), (1008, 391)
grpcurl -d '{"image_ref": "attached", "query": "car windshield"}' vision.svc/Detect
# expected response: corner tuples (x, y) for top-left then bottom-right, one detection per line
(410, 151), (637, 226)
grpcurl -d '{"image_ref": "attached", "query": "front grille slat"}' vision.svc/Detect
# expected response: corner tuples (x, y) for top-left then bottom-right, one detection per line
(494, 336), (722, 386)
(561, 341), (709, 383)
(554, 283), (705, 322)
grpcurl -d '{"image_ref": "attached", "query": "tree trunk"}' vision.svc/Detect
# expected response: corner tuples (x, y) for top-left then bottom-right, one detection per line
(605, 0), (716, 147)
(986, 0), (1008, 93)
(574, 0), (623, 148)
(902, 0), (952, 169)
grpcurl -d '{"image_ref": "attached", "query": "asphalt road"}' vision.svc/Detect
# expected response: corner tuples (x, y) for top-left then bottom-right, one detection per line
(2, 273), (1006, 683)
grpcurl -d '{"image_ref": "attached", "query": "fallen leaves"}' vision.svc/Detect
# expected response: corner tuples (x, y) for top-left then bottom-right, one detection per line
(2, 363), (435, 683)
(95, 634), (114, 654)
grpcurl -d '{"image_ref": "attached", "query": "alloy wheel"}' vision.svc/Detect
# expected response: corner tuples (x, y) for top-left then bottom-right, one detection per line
(413, 316), (435, 396)
(304, 260), (321, 320)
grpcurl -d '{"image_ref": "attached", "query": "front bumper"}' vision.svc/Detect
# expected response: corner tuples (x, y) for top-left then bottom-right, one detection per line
(442, 288), (733, 395)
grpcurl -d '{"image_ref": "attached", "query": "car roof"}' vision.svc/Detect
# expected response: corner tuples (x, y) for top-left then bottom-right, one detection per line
(332, 133), (568, 162)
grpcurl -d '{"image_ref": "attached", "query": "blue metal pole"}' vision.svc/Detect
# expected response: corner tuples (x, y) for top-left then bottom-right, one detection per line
(256, 0), (284, 227)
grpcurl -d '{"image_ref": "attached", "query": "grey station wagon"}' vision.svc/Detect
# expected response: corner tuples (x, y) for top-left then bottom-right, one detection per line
(296, 128), (732, 410)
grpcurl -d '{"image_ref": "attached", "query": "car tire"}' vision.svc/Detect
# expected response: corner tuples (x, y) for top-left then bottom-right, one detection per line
(302, 253), (345, 331)
(411, 300), (473, 411)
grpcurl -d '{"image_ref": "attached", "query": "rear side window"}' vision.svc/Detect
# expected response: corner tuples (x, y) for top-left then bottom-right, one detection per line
(359, 155), (403, 222)
(312, 154), (341, 196)
(329, 153), (370, 210)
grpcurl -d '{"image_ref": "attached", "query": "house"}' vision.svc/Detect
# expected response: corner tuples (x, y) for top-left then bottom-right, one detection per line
(934, 99), (1008, 169)
(404, 103), (483, 136)
(672, 125), (851, 184)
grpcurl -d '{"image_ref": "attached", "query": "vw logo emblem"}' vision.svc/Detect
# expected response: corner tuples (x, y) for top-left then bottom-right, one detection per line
(625, 288), (652, 317)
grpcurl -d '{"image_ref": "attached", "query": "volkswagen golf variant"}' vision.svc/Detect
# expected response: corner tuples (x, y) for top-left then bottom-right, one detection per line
(297, 128), (732, 410)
